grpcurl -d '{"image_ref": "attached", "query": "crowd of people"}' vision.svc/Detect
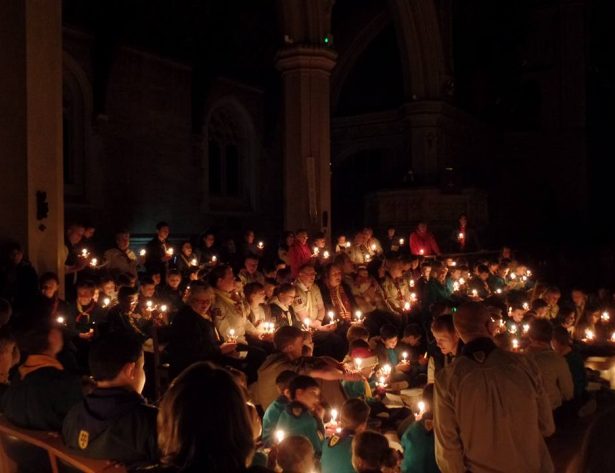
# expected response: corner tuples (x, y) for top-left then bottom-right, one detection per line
(0, 214), (613, 473)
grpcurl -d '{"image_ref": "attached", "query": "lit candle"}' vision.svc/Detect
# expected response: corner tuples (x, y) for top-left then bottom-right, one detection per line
(451, 261), (457, 267)
(56, 316), (65, 325)
(354, 358), (363, 370)
(402, 351), (408, 363)
(228, 328), (236, 340)
(378, 376), (387, 388)
(459, 277), (465, 285)
(399, 238), (405, 245)
(257, 241), (264, 249)
(496, 288), (502, 294)
(327, 310), (336, 323)
(510, 273), (516, 280)
(345, 241), (351, 248)
(418, 400), (426, 416)
(303, 318), (311, 330)
(81, 248), (89, 258)
(354, 310), (363, 322)
(370, 243), (376, 252)
(139, 249), (146, 256)
(410, 293), (417, 301)
(211, 255), (217, 263)
(458, 232), (464, 240)
(365, 254), (371, 262)
(146, 300), (153, 310)
(330, 408), (338, 424)
(522, 302), (529, 310)
(512, 338), (519, 350)
(472, 289), (478, 297)
(323, 250), (330, 259)
(585, 329), (595, 341)
(90, 258), (98, 267)
(509, 325), (518, 335)
(527, 270), (532, 277)
(523, 324), (530, 333)
(611, 332), (615, 342)
(419, 249), (424, 256)
(453, 281), (460, 292)
(160, 304), (168, 312)
(313, 247), (319, 256)
(191, 258), (198, 266)
(409, 279), (415, 288)
(382, 364), (392, 375)
(522, 275), (528, 282)
(403, 301), (411, 311)
(102, 297), (110, 308)
(602, 311), (610, 322)
(166, 248), (174, 256)
(275, 430), (285, 444)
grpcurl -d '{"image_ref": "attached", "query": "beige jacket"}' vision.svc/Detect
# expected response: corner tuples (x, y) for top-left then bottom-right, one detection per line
(435, 340), (555, 473)
(526, 346), (574, 410)
(292, 281), (325, 322)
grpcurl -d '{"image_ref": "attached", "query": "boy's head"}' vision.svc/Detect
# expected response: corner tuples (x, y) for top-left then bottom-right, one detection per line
(531, 298), (549, 318)
(341, 398), (370, 432)
(274, 326), (305, 360)
(402, 324), (423, 345)
(166, 270), (182, 289)
(89, 333), (145, 394)
(289, 375), (320, 411)
(431, 314), (459, 355)
(275, 370), (297, 399)
(17, 320), (63, 357)
(277, 435), (315, 473)
(421, 383), (434, 418)
(139, 277), (156, 297)
(379, 324), (398, 349)
(347, 324), (370, 344)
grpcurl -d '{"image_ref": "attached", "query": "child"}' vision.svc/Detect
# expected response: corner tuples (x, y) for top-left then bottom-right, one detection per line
(275, 375), (325, 456)
(277, 435), (316, 473)
(352, 430), (398, 473)
(62, 333), (158, 467)
(321, 399), (370, 473)
(262, 370), (297, 446)
(551, 326), (589, 413)
(370, 324), (399, 366)
(400, 384), (439, 473)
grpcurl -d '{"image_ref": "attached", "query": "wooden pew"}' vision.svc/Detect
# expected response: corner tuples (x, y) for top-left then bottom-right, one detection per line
(0, 415), (126, 473)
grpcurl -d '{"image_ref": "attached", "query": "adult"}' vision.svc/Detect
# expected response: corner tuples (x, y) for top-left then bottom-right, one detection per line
(449, 214), (480, 253)
(409, 222), (441, 257)
(288, 229), (312, 279)
(145, 221), (172, 280)
(434, 302), (554, 472)
(104, 230), (139, 279)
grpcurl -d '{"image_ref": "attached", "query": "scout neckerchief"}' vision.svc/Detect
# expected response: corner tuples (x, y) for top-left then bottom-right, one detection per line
(76, 300), (97, 325)
(328, 283), (351, 319)
(272, 298), (293, 326)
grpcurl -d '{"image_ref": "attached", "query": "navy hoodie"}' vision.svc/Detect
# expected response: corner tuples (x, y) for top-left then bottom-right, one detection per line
(62, 387), (158, 467)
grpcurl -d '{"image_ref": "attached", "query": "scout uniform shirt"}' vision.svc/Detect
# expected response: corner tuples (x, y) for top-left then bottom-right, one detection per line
(275, 400), (325, 456)
(212, 288), (258, 344)
(261, 395), (289, 446)
(292, 280), (325, 323)
(382, 274), (412, 314)
(321, 428), (356, 473)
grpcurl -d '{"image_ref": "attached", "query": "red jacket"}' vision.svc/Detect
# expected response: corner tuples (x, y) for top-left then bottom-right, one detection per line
(409, 231), (441, 256)
(288, 242), (312, 278)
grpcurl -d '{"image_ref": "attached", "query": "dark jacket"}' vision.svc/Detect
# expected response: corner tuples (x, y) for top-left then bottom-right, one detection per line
(165, 306), (222, 378)
(317, 281), (358, 317)
(62, 387), (158, 467)
(2, 367), (83, 430)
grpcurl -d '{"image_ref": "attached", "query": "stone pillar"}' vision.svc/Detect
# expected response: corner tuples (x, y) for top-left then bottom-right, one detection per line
(276, 46), (337, 234)
(0, 0), (64, 283)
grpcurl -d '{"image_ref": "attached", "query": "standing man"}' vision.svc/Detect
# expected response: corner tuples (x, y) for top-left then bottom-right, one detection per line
(434, 302), (554, 472)
(409, 223), (440, 257)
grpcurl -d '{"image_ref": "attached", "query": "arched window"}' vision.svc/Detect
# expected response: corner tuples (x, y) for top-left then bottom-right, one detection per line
(204, 100), (255, 211)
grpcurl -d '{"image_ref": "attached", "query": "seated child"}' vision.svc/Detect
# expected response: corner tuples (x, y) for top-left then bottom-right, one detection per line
(321, 398), (370, 473)
(262, 370), (297, 446)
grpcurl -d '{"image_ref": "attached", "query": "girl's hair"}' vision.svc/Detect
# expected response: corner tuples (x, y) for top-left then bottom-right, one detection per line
(352, 430), (396, 472)
(273, 282), (295, 298)
(243, 282), (264, 302)
(157, 362), (255, 472)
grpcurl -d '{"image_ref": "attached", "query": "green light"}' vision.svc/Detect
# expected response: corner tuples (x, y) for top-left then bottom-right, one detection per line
(323, 36), (329, 44)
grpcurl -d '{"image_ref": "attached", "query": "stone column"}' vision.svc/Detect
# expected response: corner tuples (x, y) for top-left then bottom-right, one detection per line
(0, 0), (64, 283)
(276, 46), (337, 234)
